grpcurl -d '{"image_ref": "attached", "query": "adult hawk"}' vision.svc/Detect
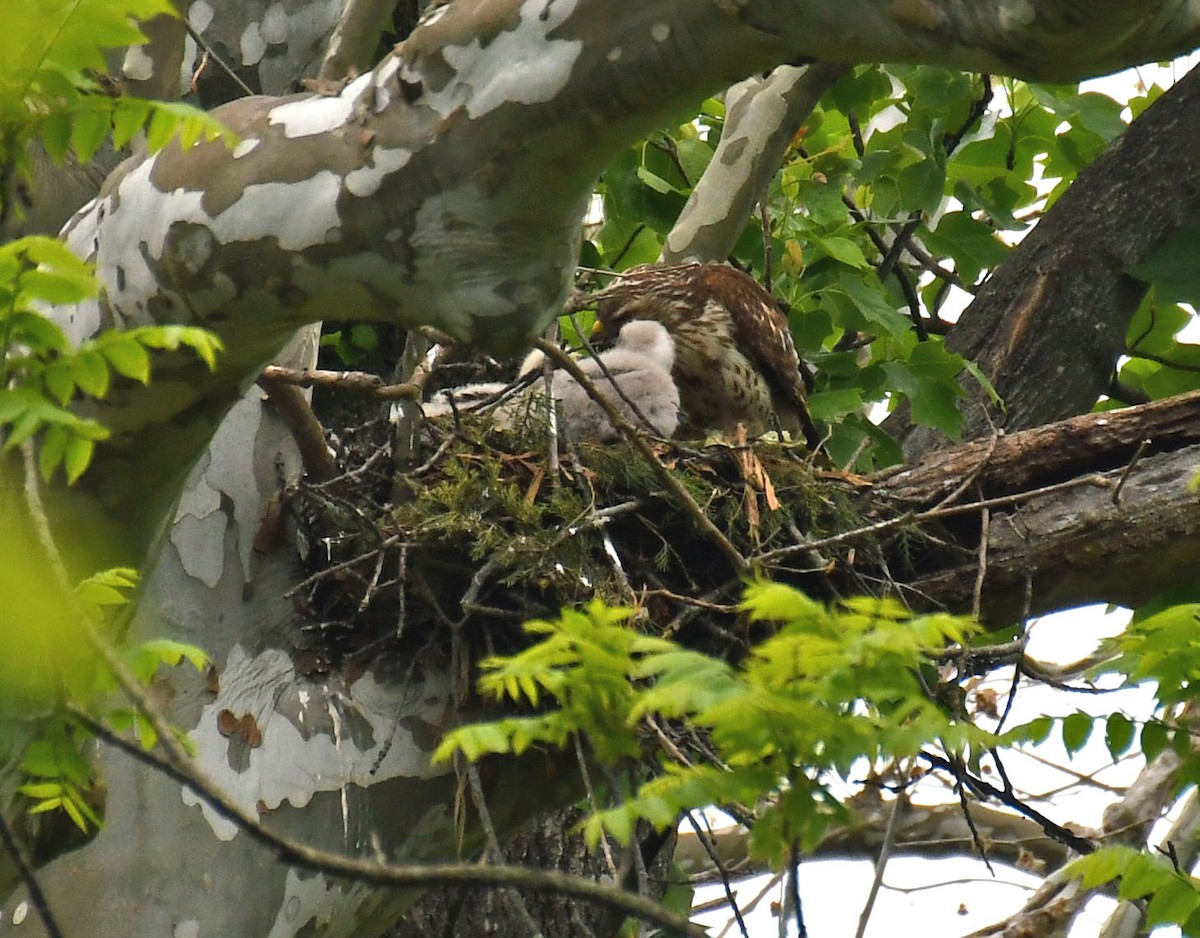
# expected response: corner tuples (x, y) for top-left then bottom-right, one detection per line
(593, 264), (820, 446)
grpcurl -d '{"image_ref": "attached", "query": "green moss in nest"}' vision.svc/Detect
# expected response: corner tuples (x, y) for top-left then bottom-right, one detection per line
(292, 411), (885, 675)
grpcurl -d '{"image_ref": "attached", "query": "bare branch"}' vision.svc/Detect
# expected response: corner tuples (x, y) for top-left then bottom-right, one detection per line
(261, 365), (420, 402)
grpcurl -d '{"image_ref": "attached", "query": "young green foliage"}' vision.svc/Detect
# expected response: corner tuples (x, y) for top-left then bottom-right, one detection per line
(1071, 847), (1200, 935)
(0, 236), (222, 482)
(3, 561), (208, 831)
(0, 0), (226, 823)
(438, 583), (993, 862)
(17, 719), (104, 833)
(0, 0), (229, 212)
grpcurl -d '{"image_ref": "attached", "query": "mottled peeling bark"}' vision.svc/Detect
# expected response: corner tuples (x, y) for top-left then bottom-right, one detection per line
(662, 62), (849, 265)
(6, 3), (1200, 938)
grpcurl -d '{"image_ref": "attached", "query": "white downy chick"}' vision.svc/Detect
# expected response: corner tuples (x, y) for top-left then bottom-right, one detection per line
(549, 319), (679, 441)
(420, 320), (680, 441)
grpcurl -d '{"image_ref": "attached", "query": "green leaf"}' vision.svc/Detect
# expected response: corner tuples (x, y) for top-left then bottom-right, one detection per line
(37, 424), (69, 480)
(62, 435), (95, 484)
(1061, 711), (1094, 756)
(1129, 230), (1200, 305)
(837, 272), (910, 337)
(922, 211), (1010, 285)
(19, 265), (97, 305)
(881, 339), (967, 438)
(896, 158), (945, 214)
(806, 388), (864, 420)
(42, 360), (75, 406)
(146, 106), (181, 152)
(100, 336), (151, 383)
(71, 348), (111, 397)
(1074, 846), (1133, 890)
(8, 310), (70, 353)
(39, 109), (73, 163)
(433, 721), (516, 763)
(1104, 713), (1134, 761)
(1145, 876), (1200, 930)
(1005, 715), (1053, 745)
(112, 97), (151, 150)
(7, 408), (44, 447)
(70, 101), (111, 163)
(1141, 720), (1169, 762)
(636, 165), (680, 195)
(1118, 853), (1167, 900)
(810, 235), (871, 270)
(18, 781), (65, 799)
(348, 323), (378, 352)
(134, 639), (209, 671)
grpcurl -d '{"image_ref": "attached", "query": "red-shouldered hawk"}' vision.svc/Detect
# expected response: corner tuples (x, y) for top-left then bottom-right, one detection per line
(593, 263), (819, 446)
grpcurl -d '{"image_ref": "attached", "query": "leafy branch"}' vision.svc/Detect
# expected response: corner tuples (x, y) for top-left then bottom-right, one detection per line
(0, 0), (230, 212)
(436, 583), (1049, 864)
(0, 236), (222, 482)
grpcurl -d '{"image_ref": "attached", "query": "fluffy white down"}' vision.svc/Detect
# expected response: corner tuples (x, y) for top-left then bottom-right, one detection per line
(422, 320), (680, 441)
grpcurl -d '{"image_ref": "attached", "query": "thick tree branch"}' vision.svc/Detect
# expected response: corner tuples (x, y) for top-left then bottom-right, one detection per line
(893, 61), (1200, 459)
(868, 392), (1200, 623)
(662, 62), (849, 265)
(676, 793), (1072, 886)
(878, 389), (1200, 503)
(318, 0), (397, 82)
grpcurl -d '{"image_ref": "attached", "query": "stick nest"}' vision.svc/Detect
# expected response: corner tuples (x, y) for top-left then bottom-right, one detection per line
(286, 407), (923, 678)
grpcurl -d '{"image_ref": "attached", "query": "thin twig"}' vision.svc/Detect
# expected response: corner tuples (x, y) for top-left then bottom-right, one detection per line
(0, 808), (64, 938)
(1112, 438), (1151, 505)
(458, 555), (503, 623)
(685, 812), (751, 938)
(20, 441), (72, 590)
(853, 792), (907, 938)
(921, 751), (1095, 855)
(574, 734), (619, 880)
(787, 844), (806, 938)
(995, 580), (1032, 733)
(395, 543), (408, 639)
(759, 197), (773, 287)
(183, 22), (255, 97)
(932, 431), (1001, 512)
(954, 757), (996, 876)
(754, 470), (1110, 566)
(284, 534), (404, 597)
(541, 320), (561, 479)
(972, 503), (990, 621)
(258, 376), (339, 482)
(260, 365), (420, 401)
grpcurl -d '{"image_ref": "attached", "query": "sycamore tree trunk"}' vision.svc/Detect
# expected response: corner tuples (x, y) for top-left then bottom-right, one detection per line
(3, 2), (1200, 937)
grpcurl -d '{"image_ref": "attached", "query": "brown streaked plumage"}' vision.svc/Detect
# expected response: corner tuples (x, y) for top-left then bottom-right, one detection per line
(594, 263), (819, 445)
